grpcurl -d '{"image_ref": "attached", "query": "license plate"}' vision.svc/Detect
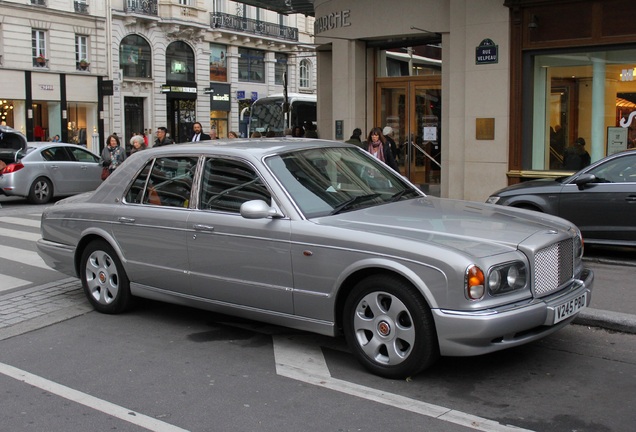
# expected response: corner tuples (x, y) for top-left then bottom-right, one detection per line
(554, 293), (587, 324)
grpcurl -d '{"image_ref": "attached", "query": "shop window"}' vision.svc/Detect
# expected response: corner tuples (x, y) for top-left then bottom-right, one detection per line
(376, 45), (441, 78)
(299, 59), (310, 89)
(238, 48), (265, 83)
(166, 41), (195, 82)
(275, 53), (287, 85)
(120, 35), (152, 79)
(526, 48), (636, 171)
(32, 29), (47, 67)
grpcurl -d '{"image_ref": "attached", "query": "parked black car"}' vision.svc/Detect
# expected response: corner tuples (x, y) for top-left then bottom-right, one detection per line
(486, 149), (636, 246)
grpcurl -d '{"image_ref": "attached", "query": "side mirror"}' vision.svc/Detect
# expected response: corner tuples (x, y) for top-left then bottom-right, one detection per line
(573, 173), (596, 189)
(240, 199), (280, 219)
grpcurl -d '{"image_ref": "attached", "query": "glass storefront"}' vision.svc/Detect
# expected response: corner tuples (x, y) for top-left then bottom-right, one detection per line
(528, 47), (636, 170)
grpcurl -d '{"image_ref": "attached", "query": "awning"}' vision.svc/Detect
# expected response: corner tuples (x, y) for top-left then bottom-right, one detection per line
(237, 0), (315, 17)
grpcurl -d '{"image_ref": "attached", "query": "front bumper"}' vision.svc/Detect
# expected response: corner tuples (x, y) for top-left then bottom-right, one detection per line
(432, 268), (594, 356)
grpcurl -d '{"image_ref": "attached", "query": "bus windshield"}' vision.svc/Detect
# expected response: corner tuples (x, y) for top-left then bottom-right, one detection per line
(248, 94), (316, 137)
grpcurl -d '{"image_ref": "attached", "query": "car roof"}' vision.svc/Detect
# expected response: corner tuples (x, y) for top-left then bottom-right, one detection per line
(147, 138), (353, 158)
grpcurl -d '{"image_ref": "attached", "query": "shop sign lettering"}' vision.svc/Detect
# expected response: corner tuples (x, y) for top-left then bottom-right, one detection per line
(314, 10), (351, 35)
(39, 84), (53, 91)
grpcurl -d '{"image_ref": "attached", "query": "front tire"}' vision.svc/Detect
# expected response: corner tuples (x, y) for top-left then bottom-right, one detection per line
(28, 177), (52, 204)
(80, 240), (132, 314)
(343, 275), (439, 379)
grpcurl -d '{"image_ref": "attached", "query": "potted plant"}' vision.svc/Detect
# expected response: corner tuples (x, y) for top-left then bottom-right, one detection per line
(35, 54), (47, 66)
(79, 59), (90, 70)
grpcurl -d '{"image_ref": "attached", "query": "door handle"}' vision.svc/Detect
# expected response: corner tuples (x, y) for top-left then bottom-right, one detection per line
(193, 224), (215, 232)
(117, 217), (135, 224)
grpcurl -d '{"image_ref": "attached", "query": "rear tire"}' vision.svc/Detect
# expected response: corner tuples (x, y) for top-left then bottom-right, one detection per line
(27, 177), (53, 204)
(80, 240), (132, 314)
(343, 275), (439, 379)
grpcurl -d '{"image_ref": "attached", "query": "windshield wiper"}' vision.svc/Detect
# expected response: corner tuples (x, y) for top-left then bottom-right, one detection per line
(389, 189), (420, 202)
(330, 193), (381, 215)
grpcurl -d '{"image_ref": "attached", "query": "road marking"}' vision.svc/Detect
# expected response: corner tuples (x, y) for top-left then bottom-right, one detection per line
(0, 362), (190, 432)
(0, 274), (30, 292)
(273, 335), (534, 432)
(0, 216), (40, 228)
(0, 245), (50, 270)
(0, 226), (40, 242)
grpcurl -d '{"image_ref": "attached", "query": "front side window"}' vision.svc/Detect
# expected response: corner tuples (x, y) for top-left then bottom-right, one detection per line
(238, 48), (265, 83)
(275, 53), (288, 85)
(527, 48), (636, 171)
(200, 158), (271, 213)
(120, 34), (152, 79)
(166, 41), (195, 82)
(32, 29), (47, 67)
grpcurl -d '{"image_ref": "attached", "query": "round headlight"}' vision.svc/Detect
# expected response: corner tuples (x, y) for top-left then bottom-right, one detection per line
(488, 269), (502, 292)
(507, 265), (526, 289)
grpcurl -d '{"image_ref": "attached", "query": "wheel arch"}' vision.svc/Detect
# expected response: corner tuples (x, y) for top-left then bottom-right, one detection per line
(73, 230), (126, 277)
(333, 261), (440, 335)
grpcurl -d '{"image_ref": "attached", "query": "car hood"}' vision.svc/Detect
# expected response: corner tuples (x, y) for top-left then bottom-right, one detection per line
(314, 196), (573, 258)
(490, 177), (566, 195)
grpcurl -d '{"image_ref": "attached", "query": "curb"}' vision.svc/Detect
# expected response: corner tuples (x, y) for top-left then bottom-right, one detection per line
(574, 308), (636, 335)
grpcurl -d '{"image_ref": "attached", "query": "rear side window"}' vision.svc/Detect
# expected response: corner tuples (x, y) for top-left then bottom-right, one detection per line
(124, 156), (197, 208)
(41, 146), (72, 162)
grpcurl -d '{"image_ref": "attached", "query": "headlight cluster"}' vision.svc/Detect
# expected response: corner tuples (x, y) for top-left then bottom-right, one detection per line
(487, 262), (527, 295)
(465, 262), (528, 300)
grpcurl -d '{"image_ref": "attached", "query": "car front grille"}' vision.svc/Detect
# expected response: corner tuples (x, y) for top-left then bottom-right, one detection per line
(533, 238), (575, 298)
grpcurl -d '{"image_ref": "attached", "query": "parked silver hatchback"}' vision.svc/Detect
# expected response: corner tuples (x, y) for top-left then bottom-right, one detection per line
(36, 139), (593, 378)
(0, 134), (103, 204)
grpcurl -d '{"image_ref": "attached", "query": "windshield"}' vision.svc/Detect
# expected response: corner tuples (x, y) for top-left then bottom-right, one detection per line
(250, 99), (284, 134)
(265, 147), (422, 218)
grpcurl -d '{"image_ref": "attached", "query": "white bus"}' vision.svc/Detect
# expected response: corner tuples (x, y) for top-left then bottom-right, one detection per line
(248, 93), (316, 136)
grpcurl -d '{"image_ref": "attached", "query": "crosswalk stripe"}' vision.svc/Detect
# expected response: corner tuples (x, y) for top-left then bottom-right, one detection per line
(0, 216), (41, 228)
(0, 227), (40, 242)
(0, 245), (51, 270)
(0, 274), (31, 292)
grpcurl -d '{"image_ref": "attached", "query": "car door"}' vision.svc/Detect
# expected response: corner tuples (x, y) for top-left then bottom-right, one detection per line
(40, 146), (73, 194)
(65, 146), (102, 192)
(187, 156), (294, 314)
(111, 156), (197, 293)
(558, 153), (636, 242)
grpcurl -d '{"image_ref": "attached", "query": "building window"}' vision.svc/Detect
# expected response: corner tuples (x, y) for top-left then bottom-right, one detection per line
(526, 47), (636, 171)
(275, 53), (288, 85)
(75, 35), (89, 70)
(166, 41), (195, 82)
(32, 29), (47, 67)
(238, 48), (264, 83)
(178, 0), (190, 5)
(299, 59), (310, 88)
(120, 34), (152, 79)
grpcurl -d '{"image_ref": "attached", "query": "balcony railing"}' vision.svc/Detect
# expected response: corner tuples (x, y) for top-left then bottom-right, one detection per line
(125, 0), (158, 16)
(210, 12), (298, 42)
(74, 1), (89, 14)
(31, 0), (46, 6)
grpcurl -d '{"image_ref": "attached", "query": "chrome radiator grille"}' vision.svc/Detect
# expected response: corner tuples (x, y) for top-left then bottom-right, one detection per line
(533, 238), (575, 297)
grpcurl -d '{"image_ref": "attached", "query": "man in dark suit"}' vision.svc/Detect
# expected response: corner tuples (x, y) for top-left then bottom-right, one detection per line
(190, 122), (211, 142)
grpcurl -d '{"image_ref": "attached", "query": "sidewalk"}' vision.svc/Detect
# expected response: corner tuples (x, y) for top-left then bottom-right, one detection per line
(1, 261), (635, 338)
(574, 258), (636, 334)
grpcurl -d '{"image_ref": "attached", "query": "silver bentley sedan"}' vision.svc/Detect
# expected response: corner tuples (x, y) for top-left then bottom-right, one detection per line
(36, 139), (593, 378)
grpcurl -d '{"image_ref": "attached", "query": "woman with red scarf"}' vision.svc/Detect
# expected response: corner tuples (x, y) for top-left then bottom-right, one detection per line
(365, 127), (399, 172)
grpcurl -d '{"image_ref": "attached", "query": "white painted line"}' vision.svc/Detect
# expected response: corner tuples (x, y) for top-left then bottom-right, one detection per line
(0, 274), (30, 292)
(273, 335), (534, 432)
(0, 245), (51, 270)
(0, 216), (41, 228)
(0, 362), (190, 432)
(0, 226), (41, 242)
